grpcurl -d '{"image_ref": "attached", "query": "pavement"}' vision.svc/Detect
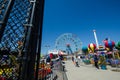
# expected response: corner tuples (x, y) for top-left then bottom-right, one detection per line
(65, 60), (120, 80)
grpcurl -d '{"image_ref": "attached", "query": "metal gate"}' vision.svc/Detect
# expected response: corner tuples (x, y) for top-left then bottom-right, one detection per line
(0, 0), (44, 80)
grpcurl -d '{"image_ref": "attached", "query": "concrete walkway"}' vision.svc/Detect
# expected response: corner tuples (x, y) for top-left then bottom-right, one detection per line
(65, 60), (120, 80)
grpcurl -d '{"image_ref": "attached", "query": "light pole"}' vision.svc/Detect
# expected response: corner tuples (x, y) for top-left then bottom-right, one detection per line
(45, 45), (50, 55)
(80, 42), (82, 54)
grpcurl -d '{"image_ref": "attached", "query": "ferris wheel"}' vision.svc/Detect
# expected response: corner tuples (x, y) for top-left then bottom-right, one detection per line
(55, 33), (82, 54)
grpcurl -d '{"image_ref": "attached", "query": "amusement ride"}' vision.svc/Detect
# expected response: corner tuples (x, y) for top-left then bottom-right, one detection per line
(55, 33), (82, 55)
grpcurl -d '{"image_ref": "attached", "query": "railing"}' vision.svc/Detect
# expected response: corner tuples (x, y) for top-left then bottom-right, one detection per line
(38, 59), (68, 80)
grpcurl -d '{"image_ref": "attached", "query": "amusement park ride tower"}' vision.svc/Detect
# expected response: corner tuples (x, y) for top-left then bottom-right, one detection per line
(93, 30), (99, 49)
(66, 44), (73, 55)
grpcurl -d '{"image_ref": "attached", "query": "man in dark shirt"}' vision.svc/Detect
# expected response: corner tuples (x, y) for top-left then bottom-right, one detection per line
(94, 54), (99, 69)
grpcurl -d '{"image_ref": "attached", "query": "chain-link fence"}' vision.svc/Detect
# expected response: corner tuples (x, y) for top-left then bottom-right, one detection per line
(0, 0), (68, 80)
(0, 0), (35, 80)
(0, 0), (9, 21)
(0, 0), (32, 50)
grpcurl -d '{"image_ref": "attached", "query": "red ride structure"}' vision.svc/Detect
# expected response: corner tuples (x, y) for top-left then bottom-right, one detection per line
(104, 40), (115, 51)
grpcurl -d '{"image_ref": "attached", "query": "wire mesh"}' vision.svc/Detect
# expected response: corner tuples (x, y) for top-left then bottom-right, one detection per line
(0, 0), (33, 80)
(0, 0), (32, 50)
(0, 0), (9, 21)
(0, 0), (9, 33)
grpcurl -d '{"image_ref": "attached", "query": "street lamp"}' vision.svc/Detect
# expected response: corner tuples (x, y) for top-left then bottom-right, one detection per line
(80, 42), (82, 54)
(45, 45), (50, 55)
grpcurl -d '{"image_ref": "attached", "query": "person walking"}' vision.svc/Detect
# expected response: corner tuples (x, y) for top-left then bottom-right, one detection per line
(71, 56), (75, 64)
(78, 55), (81, 66)
(75, 55), (79, 67)
(94, 54), (99, 69)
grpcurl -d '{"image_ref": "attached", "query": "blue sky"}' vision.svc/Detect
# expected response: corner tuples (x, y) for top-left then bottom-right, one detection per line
(41, 0), (120, 54)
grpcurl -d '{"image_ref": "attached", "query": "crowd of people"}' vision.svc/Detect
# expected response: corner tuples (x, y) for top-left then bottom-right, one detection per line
(71, 51), (120, 70)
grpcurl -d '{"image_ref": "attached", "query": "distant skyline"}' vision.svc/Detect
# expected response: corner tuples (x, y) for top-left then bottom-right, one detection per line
(41, 0), (120, 54)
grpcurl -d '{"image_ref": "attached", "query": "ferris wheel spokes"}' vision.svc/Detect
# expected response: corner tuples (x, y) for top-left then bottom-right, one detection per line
(55, 33), (82, 55)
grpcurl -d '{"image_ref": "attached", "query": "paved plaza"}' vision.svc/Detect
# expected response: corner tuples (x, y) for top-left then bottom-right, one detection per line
(65, 60), (120, 80)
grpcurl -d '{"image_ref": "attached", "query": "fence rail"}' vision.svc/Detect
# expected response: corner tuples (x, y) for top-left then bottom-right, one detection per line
(38, 59), (68, 80)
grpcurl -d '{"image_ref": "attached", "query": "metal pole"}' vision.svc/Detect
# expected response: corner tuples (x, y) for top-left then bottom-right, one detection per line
(20, 0), (36, 79)
(20, 0), (44, 80)
(35, 0), (45, 79)
(27, 0), (45, 80)
(45, 45), (50, 55)
(93, 30), (99, 49)
(79, 42), (82, 54)
(19, 0), (36, 78)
